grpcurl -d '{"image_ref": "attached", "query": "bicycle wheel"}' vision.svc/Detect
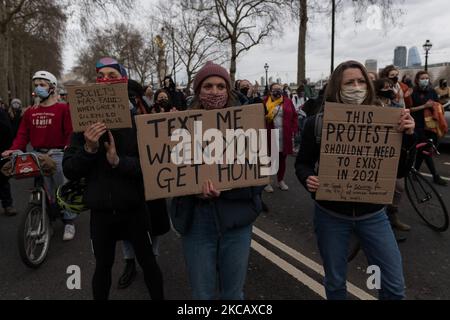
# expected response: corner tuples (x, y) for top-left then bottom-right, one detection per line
(405, 172), (449, 232)
(17, 204), (51, 268)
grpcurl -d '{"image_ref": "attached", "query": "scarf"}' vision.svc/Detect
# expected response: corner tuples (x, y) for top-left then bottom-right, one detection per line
(266, 96), (283, 122)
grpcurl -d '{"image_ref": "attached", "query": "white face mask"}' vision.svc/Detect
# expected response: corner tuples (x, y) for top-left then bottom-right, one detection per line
(340, 86), (368, 105)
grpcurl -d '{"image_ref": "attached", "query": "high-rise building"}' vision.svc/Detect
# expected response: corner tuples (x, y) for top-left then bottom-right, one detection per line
(394, 46), (407, 68)
(408, 47), (422, 67)
(261, 76), (265, 86)
(365, 59), (378, 72)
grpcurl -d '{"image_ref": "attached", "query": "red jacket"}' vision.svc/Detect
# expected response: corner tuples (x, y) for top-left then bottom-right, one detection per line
(264, 97), (298, 155)
(10, 103), (73, 151)
(399, 82), (413, 109)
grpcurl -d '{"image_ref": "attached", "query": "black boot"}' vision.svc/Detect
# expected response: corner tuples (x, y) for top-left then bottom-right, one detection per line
(118, 259), (137, 289)
(262, 201), (269, 213)
(433, 175), (448, 186)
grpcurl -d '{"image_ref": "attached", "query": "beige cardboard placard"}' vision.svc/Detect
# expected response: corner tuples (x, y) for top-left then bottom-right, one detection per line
(136, 104), (271, 201)
(67, 82), (132, 132)
(316, 102), (403, 204)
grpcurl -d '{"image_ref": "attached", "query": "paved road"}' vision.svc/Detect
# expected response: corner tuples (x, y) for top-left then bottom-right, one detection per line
(1, 146), (449, 300)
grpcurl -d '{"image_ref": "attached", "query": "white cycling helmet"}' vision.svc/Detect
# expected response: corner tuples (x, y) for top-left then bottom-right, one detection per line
(32, 71), (58, 87)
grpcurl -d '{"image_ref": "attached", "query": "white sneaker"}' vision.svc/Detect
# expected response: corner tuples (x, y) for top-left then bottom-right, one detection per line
(264, 184), (274, 193)
(279, 181), (289, 191)
(63, 224), (76, 241)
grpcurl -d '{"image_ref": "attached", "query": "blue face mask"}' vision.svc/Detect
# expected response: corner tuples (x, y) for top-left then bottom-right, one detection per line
(419, 79), (430, 88)
(34, 86), (50, 99)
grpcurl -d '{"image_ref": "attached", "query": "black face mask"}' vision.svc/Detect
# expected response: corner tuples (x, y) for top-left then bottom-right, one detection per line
(379, 90), (396, 101)
(271, 90), (283, 99)
(390, 76), (399, 84)
(157, 99), (170, 112)
(442, 82), (448, 88)
(240, 88), (250, 96)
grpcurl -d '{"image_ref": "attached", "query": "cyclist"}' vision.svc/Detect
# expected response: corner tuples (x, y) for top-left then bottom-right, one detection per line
(1, 71), (77, 241)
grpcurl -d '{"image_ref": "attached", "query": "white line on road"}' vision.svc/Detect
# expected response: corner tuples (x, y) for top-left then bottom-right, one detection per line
(251, 240), (327, 299)
(444, 163), (450, 166)
(252, 227), (377, 301)
(420, 172), (450, 181)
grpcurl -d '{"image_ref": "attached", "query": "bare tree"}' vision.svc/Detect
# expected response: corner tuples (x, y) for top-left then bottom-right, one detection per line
(157, 0), (227, 89)
(0, 0), (134, 104)
(186, 0), (280, 83)
(0, 0), (66, 104)
(73, 23), (159, 86)
(284, 0), (404, 85)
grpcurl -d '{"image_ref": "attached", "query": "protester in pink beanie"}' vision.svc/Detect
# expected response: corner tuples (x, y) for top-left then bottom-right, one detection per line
(191, 61), (236, 110)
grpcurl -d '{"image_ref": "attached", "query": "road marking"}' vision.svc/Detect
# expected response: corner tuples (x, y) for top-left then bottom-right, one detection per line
(444, 163), (450, 166)
(251, 240), (327, 299)
(253, 226), (377, 301)
(420, 172), (450, 181)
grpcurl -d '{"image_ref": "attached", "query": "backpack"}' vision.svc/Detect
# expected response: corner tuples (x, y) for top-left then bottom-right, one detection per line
(314, 113), (324, 144)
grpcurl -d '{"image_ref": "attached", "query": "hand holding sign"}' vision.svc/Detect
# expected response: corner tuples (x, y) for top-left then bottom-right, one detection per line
(104, 131), (120, 168)
(84, 122), (107, 153)
(398, 109), (415, 135)
(307, 176), (320, 193)
(200, 180), (221, 199)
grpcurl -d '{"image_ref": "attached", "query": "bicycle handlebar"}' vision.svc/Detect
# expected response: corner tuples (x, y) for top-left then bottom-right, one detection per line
(416, 139), (440, 156)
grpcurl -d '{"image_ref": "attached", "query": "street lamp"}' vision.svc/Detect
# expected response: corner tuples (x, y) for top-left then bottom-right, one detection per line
(331, 0), (336, 74)
(264, 63), (269, 90)
(423, 40), (433, 72)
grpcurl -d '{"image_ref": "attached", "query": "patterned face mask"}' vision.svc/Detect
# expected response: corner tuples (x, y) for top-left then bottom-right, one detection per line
(199, 93), (228, 110)
(340, 86), (367, 105)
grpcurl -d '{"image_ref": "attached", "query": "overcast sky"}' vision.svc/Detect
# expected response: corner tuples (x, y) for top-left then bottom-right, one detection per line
(63, 0), (450, 84)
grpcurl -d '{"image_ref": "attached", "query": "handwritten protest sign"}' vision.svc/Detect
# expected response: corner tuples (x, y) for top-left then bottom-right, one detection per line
(136, 104), (271, 201)
(316, 103), (403, 204)
(67, 82), (131, 132)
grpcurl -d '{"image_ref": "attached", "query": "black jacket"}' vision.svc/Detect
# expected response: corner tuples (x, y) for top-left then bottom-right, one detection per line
(295, 116), (416, 217)
(171, 187), (264, 235)
(0, 109), (12, 153)
(63, 125), (146, 214)
(0, 109), (13, 182)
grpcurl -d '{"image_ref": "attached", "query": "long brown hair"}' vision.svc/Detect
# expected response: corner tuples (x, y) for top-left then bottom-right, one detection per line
(414, 71), (431, 88)
(379, 65), (398, 79)
(325, 60), (376, 106)
(190, 77), (238, 110)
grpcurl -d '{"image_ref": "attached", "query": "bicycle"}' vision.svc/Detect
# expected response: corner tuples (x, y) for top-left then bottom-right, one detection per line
(404, 140), (449, 232)
(347, 140), (449, 262)
(1, 151), (62, 269)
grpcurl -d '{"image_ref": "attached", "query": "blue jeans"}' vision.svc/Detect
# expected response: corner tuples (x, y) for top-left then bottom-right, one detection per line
(182, 201), (253, 300)
(314, 205), (405, 300)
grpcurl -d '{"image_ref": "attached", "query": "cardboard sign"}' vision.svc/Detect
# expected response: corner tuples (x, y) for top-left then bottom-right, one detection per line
(316, 103), (403, 204)
(67, 82), (132, 132)
(136, 104), (271, 200)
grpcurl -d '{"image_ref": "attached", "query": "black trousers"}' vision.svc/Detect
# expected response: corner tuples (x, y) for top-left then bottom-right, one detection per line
(0, 178), (13, 208)
(90, 210), (164, 300)
(415, 129), (439, 177)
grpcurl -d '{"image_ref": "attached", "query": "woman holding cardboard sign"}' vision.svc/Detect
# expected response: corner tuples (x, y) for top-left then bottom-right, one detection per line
(63, 58), (164, 300)
(171, 61), (264, 300)
(295, 60), (416, 300)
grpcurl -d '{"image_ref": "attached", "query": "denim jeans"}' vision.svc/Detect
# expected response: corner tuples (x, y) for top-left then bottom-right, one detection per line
(314, 205), (405, 300)
(182, 201), (253, 300)
(122, 237), (159, 259)
(42, 151), (77, 222)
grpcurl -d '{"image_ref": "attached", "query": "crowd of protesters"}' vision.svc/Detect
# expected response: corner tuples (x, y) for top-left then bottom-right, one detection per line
(1, 54), (449, 301)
